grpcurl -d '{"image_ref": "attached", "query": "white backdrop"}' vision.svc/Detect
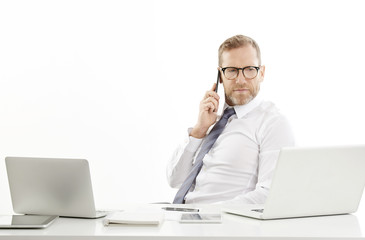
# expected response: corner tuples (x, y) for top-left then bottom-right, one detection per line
(1, 0), (365, 217)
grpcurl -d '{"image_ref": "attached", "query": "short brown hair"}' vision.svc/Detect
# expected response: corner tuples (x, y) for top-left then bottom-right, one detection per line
(218, 35), (261, 66)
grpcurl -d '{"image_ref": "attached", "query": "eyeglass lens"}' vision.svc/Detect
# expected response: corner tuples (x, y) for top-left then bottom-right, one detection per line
(224, 67), (258, 80)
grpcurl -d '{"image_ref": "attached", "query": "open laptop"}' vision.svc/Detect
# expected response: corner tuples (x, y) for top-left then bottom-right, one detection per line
(5, 157), (107, 219)
(223, 145), (365, 220)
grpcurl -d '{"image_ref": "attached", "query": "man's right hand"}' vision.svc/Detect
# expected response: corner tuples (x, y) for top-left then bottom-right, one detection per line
(190, 83), (220, 139)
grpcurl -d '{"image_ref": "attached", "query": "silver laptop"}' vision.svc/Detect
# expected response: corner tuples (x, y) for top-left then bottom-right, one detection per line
(224, 145), (365, 220)
(5, 157), (107, 219)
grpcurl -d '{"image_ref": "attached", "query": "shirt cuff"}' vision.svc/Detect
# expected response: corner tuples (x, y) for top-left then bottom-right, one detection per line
(185, 128), (203, 153)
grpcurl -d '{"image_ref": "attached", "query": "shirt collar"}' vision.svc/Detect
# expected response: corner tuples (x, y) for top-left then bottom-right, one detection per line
(223, 93), (263, 119)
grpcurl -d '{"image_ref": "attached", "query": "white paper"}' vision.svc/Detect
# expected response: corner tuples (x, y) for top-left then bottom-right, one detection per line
(104, 211), (164, 226)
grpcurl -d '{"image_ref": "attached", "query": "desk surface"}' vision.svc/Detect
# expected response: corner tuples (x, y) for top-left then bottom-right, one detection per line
(0, 204), (364, 240)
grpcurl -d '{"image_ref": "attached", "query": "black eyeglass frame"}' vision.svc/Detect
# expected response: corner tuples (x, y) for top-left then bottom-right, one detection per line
(220, 66), (261, 80)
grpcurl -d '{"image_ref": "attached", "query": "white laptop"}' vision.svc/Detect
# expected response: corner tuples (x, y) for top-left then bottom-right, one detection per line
(5, 157), (107, 219)
(223, 145), (365, 220)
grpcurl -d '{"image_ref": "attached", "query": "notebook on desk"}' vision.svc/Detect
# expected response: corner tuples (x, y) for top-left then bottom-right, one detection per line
(223, 145), (365, 220)
(5, 156), (107, 219)
(103, 211), (164, 226)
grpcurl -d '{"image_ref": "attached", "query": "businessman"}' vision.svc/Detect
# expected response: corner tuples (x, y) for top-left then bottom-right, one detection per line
(167, 35), (295, 204)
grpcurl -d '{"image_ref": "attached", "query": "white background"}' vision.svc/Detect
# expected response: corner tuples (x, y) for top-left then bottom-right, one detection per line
(1, 0), (365, 218)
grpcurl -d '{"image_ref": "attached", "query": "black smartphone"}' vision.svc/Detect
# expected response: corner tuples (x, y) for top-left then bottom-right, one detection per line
(215, 70), (220, 93)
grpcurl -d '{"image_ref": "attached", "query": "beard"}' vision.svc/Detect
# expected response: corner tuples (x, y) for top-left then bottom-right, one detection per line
(224, 83), (260, 106)
(225, 92), (254, 106)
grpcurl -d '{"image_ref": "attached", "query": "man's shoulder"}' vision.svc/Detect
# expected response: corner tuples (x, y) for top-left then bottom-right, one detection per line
(256, 100), (282, 115)
(250, 100), (290, 125)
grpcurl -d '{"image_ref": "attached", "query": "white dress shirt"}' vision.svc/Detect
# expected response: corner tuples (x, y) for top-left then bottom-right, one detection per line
(166, 95), (295, 204)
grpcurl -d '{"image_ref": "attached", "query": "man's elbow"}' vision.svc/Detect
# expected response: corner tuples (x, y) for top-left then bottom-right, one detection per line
(166, 170), (182, 189)
(167, 177), (182, 189)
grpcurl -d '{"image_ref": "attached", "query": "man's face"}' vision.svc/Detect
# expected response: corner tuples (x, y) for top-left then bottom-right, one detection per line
(220, 45), (265, 106)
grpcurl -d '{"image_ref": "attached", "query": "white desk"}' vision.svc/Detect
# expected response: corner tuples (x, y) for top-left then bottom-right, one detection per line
(0, 204), (364, 240)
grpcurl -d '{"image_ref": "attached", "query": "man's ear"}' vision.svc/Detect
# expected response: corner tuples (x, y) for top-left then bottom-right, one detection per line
(259, 65), (265, 82)
(217, 67), (223, 83)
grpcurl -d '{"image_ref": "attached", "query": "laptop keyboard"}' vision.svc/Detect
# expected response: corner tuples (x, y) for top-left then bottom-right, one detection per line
(251, 209), (264, 213)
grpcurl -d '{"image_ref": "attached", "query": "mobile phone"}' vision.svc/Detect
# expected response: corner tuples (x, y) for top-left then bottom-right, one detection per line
(179, 213), (222, 223)
(162, 207), (199, 212)
(215, 70), (220, 93)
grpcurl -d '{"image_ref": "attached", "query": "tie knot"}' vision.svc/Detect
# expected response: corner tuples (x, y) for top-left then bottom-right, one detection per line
(222, 107), (236, 119)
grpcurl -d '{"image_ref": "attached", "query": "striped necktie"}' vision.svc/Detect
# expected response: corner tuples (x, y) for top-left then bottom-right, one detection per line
(173, 107), (236, 204)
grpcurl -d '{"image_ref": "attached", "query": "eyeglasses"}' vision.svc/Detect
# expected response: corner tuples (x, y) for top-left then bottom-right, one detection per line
(220, 66), (260, 80)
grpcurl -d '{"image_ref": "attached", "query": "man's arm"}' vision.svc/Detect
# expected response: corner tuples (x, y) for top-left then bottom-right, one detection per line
(219, 114), (295, 204)
(166, 132), (203, 188)
(167, 83), (220, 188)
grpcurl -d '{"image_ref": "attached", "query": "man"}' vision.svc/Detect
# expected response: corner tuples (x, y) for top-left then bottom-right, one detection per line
(167, 35), (295, 204)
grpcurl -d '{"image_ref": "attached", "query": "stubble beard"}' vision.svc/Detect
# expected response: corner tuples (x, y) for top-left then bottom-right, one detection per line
(225, 84), (259, 106)
(226, 92), (254, 106)
(223, 81), (261, 106)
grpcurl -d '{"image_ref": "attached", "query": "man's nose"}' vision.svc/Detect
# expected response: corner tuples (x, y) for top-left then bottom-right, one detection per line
(235, 70), (247, 84)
